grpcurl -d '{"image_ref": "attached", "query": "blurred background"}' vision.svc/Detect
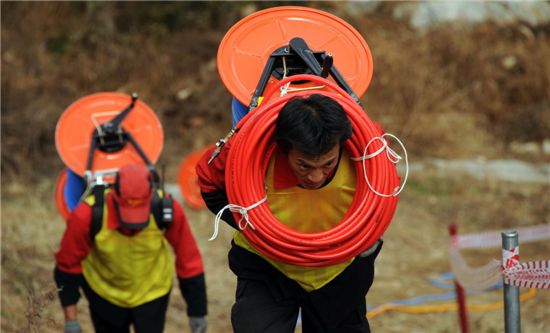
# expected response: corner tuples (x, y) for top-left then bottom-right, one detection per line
(1, 1), (549, 332)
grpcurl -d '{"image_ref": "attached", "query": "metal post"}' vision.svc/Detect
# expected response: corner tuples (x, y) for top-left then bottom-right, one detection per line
(502, 231), (521, 333)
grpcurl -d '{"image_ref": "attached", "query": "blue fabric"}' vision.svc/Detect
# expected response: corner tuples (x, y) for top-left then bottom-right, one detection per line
(64, 168), (85, 211)
(231, 97), (248, 127)
(366, 272), (504, 311)
(428, 272), (502, 290)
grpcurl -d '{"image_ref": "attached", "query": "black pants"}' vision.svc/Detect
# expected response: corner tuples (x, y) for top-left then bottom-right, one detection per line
(82, 280), (170, 333)
(229, 241), (382, 333)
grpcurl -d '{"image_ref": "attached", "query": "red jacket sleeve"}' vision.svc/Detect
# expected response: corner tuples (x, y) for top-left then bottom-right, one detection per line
(164, 200), (204, 279)
(55, 203), (93, 274)
(195, 139), (238, 228)
(196, 140), (233, 194)
(165, 200), (208, 316)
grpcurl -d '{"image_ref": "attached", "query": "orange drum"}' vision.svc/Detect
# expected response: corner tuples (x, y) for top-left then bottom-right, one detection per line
(217, 6), (373, 105)
(54, 168), (71, 221)
(177, 146), (214, 209)
(55, 92), (164, 176)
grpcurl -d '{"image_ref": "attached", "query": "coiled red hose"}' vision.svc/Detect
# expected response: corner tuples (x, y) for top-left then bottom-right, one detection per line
(226, 74), (400, 267)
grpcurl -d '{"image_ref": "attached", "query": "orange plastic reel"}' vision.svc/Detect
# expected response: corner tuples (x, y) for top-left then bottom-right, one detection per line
(55, 92), (164, 176)
(177, 146), (215, 209)
(54, 168), (71, 221)
(217, 6), (373, 105)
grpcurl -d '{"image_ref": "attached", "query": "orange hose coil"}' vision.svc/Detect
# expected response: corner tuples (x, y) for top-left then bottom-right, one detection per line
(225, 75), (400, 267)
(178, 145), (216, 209)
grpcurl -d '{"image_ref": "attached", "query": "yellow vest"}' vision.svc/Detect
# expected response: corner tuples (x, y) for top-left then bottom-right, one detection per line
(82, 190), (174, 308)
(234, 150), (356, 291)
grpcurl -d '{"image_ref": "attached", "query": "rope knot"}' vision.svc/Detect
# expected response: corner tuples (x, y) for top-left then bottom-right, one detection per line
(209, 197), (267, 241)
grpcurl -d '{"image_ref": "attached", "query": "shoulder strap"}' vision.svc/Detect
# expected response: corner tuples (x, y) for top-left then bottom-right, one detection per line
(151, 187), (173, 230)
(89, 183), (172, 236)
(90, 184), (106, 241)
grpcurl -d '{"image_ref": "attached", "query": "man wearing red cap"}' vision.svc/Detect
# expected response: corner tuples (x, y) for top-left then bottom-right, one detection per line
(54, 163), (207, 333)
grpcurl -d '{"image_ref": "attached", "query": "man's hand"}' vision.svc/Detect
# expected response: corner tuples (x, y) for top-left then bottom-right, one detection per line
(189, 316), (207, 333)
(64, 320), (82, 333)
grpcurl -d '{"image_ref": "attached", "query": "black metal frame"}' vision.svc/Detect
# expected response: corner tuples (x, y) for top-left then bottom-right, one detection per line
(248, 37), (362, 111)
(84, 93), (156, 181)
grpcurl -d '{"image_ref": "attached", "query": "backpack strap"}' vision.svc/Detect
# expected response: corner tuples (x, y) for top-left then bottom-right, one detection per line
(90, 184), (106, 241)
(151, 186), (174, 230)
(89, 182), (172, 237)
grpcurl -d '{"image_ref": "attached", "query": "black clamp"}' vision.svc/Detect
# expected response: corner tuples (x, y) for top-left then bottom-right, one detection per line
(248, 37), (362, 111)
(84, 93), (156, 185)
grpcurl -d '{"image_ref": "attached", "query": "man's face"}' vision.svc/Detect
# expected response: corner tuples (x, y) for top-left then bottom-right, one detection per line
(287, 144), (340, 189)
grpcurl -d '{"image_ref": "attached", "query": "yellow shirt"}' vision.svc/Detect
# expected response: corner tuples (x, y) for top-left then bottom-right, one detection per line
(234, 150), (356, 291)
(82, 191), (174, 308)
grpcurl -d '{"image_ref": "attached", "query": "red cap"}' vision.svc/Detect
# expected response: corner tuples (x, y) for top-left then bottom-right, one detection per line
(113, 163), (153, 229)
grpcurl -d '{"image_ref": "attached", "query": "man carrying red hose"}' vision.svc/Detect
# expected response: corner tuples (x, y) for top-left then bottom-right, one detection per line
(197, 94), (383, 333)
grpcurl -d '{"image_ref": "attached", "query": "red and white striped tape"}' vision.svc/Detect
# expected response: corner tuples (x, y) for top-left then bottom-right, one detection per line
(503, 260), (550, 289)
(450, 246), (550, 290)
(502, 246), (520, 269)
(456, 224), (550, 249)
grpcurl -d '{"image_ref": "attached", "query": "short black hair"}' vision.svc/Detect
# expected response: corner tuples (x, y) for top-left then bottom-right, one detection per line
(275, 94), (352, 156)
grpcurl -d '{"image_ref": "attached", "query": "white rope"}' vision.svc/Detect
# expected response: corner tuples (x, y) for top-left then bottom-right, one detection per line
(209, 197), (267, 241)
(280, 82), (292, 97)
(282, 85), (326, 96)
(280, 56), (291, 97)
(351, 133), (409, 197)
(278, 57), (326, 96)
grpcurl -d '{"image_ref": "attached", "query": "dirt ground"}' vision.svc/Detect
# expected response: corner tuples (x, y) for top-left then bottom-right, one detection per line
(1, 2), (549, 333)
(2, 174), (549, 333)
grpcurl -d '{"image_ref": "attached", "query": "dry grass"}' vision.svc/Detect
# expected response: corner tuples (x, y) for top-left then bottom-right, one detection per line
(1, 174), (549, 333)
